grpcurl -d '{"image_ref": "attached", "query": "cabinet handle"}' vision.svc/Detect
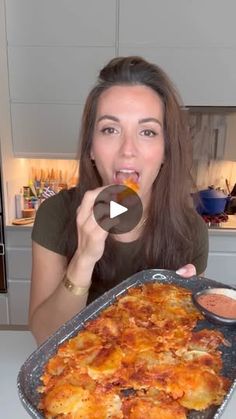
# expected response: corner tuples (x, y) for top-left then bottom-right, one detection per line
(0, 243), (5, 255)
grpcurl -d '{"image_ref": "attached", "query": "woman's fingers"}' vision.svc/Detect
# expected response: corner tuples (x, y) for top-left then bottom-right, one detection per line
(176, 263), (197, 278)
(75, 186), (121, 265)
(76, 186), (108, 225)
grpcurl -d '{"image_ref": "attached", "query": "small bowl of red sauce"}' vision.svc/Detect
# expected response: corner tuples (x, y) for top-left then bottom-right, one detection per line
(192, 287), (236, 326)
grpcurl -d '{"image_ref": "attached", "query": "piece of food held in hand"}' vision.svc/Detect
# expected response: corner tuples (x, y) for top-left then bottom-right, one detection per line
(37, 283), (231, 418)
(122, 178), (140, 193)
(115, 177), (140, 207)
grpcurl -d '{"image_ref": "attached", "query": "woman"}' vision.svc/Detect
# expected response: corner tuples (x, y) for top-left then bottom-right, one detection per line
(29, 56), (208, 345)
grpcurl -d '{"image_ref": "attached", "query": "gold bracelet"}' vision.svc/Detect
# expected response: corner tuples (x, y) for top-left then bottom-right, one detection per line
(62, 275), (90, 296)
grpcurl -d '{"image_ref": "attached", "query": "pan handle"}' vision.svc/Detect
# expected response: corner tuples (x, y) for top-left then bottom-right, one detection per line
(225, 179), (231, 195)
(152, 273), (167, 280)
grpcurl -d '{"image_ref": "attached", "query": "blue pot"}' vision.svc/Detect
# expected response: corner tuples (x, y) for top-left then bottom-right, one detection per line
(193, 189), (230, 215)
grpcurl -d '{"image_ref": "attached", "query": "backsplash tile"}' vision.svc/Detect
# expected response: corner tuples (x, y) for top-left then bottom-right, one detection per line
(189, 113), (227, 161)
(192, 159), (236, 193)
(188, 109), (236, 193)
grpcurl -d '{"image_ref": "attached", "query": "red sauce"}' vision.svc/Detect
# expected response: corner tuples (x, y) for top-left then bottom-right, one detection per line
(197, 293), (236, 319)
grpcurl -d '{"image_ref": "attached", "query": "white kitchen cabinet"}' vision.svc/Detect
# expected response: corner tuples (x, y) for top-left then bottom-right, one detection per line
(6, 0), (116, 46)
(2, 0), (236, 158)
(119, 0), (236, 106)
(8, 47), (114, 104)
(8, 280), (31, 325)
(3, 0), (117, 158)
(206, 230), (236, 287)
(11, 103), (83, 158)
(118, 47), (236, 107)
(119, 0), (236, 48)
(8, 46), (114, 157)
(0, 294), (9, 324)
(4, 226), (32, 325)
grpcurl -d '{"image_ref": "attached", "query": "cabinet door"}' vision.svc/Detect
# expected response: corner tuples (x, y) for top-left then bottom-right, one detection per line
(0, 295), (9, 323)
(5, 0), (117, 157)
(119, 0), (236, 47)
(5, 228), (32, 325)
(206, 253), (236, 287)
(206, 233), (236, 287)
(6, 0), (116, 46)
(11, 103), (83, 158)
(119, 0), (236, 106)
(8, 280), (30, 325)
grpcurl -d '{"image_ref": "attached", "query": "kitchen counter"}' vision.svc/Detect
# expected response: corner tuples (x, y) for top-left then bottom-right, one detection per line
(5, 224), (34, 230)
(208, 214), (236, 231)
(0, 331), (36, 418)
(222, 214), (236, 228)
(5, 215), (236, 231)
(0, 330), (236, 418)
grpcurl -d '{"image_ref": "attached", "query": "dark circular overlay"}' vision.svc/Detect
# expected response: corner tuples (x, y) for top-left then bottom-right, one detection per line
(93, 184), (143, 234)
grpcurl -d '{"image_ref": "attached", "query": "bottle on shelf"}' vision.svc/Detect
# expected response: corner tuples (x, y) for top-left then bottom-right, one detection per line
(15, 189), (23, 219)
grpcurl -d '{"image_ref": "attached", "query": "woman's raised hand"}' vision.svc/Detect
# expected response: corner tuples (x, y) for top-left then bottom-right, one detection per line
(66, 187), (117, 286)
(76, 187), (112, 263)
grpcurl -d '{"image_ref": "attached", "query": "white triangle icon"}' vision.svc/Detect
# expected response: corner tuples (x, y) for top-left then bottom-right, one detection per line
(110, 201), (128, 219)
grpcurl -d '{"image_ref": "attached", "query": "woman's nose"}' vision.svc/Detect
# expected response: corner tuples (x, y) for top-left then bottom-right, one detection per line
(119, 134), (137, 157)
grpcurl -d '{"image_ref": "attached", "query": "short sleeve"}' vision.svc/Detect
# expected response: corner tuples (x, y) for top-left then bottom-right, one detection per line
(191, 215), (209, 275)
(31, 189), (72, 256)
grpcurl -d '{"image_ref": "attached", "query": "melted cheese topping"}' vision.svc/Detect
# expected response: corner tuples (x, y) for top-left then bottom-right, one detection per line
(38, 283), (230, 418)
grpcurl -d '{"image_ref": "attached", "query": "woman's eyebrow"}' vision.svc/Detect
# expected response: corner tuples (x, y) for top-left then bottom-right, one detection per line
(97, 115), (119, 123)
(139, 117), (162, 127)
(96, 115), (162, 127)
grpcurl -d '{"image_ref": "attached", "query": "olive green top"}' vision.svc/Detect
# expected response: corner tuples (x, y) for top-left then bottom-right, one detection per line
(32, 188), (209, 303)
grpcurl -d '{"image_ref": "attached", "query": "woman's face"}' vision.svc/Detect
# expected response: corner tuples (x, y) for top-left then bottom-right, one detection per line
(90, 85), (165, 207)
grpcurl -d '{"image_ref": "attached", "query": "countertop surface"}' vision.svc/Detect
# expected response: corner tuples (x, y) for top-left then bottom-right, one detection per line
(208, 214), (236, 230)
(0, 331), (36, 418)
(6, 215), (236, 231)
(0, 330), (235, 418)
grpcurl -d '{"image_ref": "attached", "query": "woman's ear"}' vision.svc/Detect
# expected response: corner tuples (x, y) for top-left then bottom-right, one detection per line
(90, 151), (95, 160)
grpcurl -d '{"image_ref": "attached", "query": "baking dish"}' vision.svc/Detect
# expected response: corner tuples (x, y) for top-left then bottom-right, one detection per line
(17, 269), (236, 419)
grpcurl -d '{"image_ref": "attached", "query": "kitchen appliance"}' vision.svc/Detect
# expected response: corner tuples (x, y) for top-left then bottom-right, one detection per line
(0, 172), (7, 292)
(193, 187), (230, 215)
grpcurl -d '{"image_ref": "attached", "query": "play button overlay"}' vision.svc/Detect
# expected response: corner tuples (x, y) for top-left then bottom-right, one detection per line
(110, 201), (128, 218)
(93, 184), (143, 234)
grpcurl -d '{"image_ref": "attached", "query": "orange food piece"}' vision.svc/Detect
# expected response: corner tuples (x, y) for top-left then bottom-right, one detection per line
(116, 178), (140, 203)
(122, 178), (139, 193)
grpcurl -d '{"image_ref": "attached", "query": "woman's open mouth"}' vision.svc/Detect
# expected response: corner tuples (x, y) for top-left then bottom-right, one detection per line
(114, 169), (140, 185)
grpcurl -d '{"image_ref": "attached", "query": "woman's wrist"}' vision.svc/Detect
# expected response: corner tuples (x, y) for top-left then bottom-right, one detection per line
(65, 253), (94, 291)
(69, 250), (96, 272)
(62, 274), (91, 296)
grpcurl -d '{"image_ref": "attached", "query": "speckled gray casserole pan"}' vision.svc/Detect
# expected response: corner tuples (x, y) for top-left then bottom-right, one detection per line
(17, 269), (236, 418)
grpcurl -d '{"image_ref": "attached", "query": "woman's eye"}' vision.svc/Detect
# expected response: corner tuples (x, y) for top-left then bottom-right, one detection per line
(141, 129), (157, 137)
(101, 127), (117, 134)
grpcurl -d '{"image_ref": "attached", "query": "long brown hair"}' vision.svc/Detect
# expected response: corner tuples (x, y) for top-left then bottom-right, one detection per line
(67, 56), (196, 281)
